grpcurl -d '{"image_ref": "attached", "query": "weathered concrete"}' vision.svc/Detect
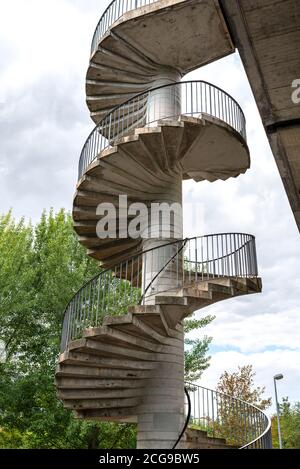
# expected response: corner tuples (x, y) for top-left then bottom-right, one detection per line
(57, 0), (265, 449)
(221, 0), (300, 231)
(86, 0), (234, 123)
(56, 277), (261, 428)
(179, 427), (238, 449)
(136, 325), (185, 449)
(74, 117), (249, 267)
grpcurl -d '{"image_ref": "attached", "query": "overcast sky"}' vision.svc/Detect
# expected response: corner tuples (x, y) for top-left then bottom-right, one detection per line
(0, 0), (299, 413)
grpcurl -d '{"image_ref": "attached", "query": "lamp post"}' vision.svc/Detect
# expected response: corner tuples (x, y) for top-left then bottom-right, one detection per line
(273, 373), (283, 449)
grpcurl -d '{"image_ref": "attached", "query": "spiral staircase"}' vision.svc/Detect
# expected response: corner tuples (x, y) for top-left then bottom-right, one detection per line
(56, 0), (272, 449)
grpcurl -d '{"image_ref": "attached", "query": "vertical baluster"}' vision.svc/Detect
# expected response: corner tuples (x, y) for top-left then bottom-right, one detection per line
(195, 239), (198, 282)
(188, 240), (191, 283)
(212, 235), (215, 278)
(70, 299), (77, 344)
(202, 386), (205, 429)
(101, 272), (107, 321)
(195, 81), (199, 115)
(76, 289), (82, 340)
(197, 387), (200, 427)
(143, 253), (147, 305)
(137, 254), (140, 291)
(95, 275), (101, 326)
(211, 390), (215, 437)
(206, 388), (210, 432)
(65, 303), (72, 346)
(230, 234), (234, 277)
(206, 236), (210, 280)
(233, 233), (237, 278)
(216, 234), (220, 277)
(243, 234), (247, 277)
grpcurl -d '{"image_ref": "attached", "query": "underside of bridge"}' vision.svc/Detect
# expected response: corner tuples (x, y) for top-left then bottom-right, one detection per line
(221, 0), (300, 231)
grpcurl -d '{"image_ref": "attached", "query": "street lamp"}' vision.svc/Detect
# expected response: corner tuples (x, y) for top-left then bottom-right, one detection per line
(273, 373), (284, 449)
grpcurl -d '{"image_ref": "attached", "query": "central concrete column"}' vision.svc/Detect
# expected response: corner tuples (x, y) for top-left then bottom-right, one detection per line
(147, 69), (182, 125)
(137, 177), (184, 448)
(136, 69), (185, 450)
(137, 326), (185, 449)
(141, 176), (183, 303)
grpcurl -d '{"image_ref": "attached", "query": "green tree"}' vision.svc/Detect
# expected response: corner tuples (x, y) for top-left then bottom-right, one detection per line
(215, 365), (271, 446)
(0, 210), (213, 448)
(217, 365), (271, 410)
(184, 315), (214, 382)
(272, 398), (300, 449)
(0, 210), (136, 449)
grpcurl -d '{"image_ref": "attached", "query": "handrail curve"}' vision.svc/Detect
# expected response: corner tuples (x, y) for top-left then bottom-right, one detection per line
(79, 80), (246, 180)
(183, 382), (272, 449)
(60, 233), (257, 352)
(91, 0), (160, 56)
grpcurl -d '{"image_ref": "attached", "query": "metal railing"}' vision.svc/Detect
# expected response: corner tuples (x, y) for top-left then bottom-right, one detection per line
(60, 233), (257, 352)
(91, 0), (160, 56)
(183, 383), (272, 449)
(79, 80), (246, 179)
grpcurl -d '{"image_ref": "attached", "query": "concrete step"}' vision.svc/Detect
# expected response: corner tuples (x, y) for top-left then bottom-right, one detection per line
(67, 338), (155, 361)
(183, 441), (235, 449)
(103, 312), (183, 349)
(56, 363), (150, 380)
(76, 407), (138, 422)
(86, 0), (234, 123)
(182, 428), (238, 450)
(56, 377), (144, 390)
(128, 305), (172, 337)
(59, 351), (156, 371)
(58, 387), (142, 401)
(64, 396), (141, 410)
(75, 118), (249, 268)
(83, 325), (162, 353)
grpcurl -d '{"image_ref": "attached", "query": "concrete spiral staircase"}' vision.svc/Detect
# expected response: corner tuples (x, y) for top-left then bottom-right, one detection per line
(56, 0), (272, 449)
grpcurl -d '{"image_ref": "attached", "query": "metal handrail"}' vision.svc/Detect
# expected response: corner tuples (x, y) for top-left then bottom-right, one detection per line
(79, 80), (246, 180)
(173, 387), (191, 449)
(91, 0), (160, 56)
(183, 382), (272, 449)
(60, 233), (257, 352)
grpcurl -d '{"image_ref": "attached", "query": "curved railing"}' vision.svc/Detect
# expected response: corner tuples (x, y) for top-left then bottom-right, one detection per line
(182, 383), (272, 449)
(91, 0), (159, 56)
(79, 80), (246, 179)
(60, 233), (257, 352)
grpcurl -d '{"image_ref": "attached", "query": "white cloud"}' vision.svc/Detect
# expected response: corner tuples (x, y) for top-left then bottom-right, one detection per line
(196, 308), (300, 353)
(200, 349), (300, 415)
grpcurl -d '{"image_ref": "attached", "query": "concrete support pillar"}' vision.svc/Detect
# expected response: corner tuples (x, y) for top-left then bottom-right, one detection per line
(141, 176), (183, 303)
(137, 173), (184, 448)
(147, 69), (182, 125)
(137, 326), (185, 449)
(137, 69), (185, 450)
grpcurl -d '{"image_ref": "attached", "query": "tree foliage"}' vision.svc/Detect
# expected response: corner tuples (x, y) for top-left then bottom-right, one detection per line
(217, 364), (272, 410)
(272, 398), (300, 449)
(0, 210), (213, 448)
(0, 210), (136, 449)
(214, 365), (272, 446)
(184, 316), (214, 382)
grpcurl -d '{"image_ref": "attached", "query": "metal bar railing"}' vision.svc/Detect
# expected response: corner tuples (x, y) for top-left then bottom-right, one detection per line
(78, 80), (247, 180)
(91, 0), (160, 56)
(184, 382), (272, 450)
(60, 233), (258, 352)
